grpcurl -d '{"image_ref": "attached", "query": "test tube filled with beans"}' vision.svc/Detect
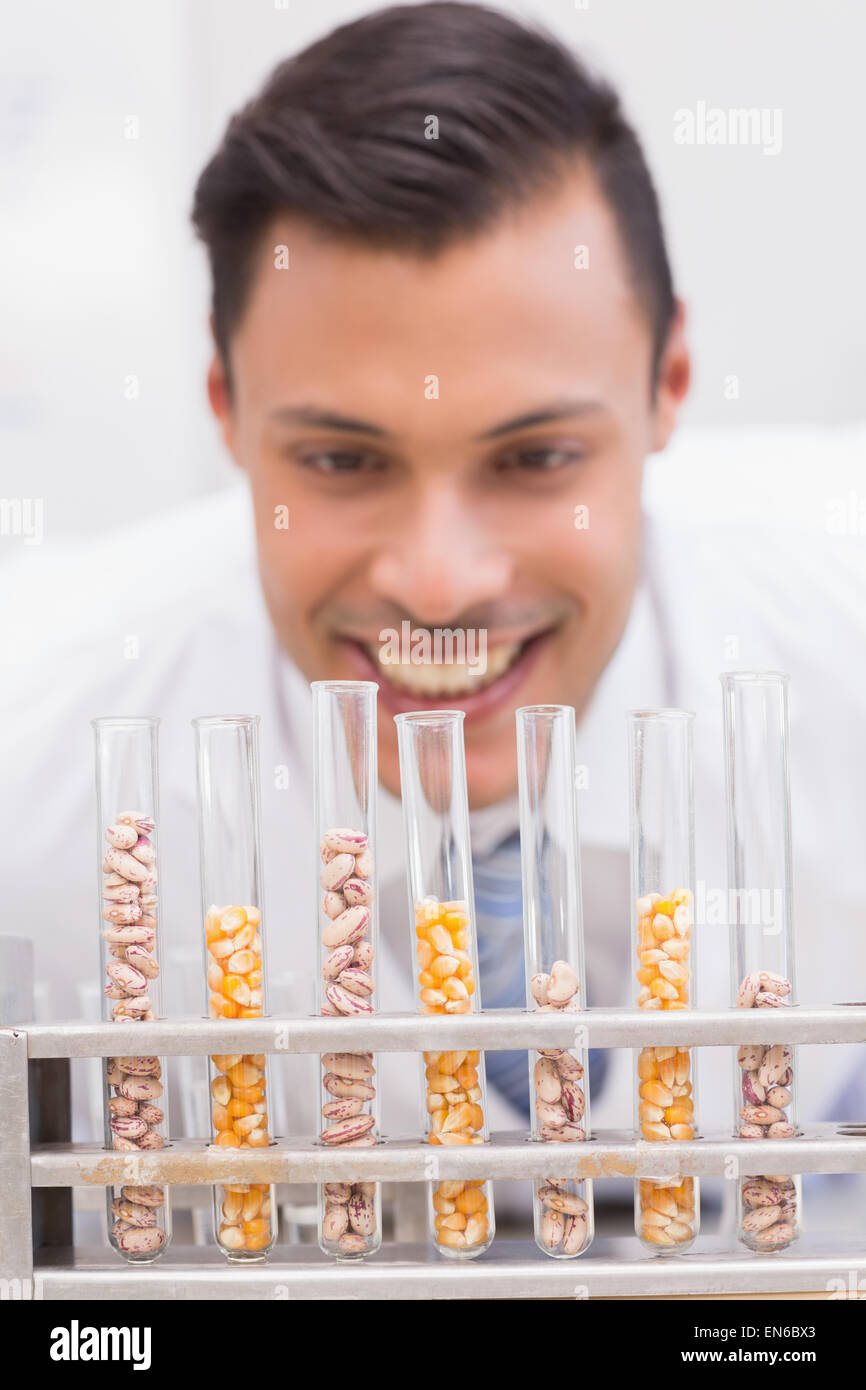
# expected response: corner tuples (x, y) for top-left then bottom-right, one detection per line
(722, 672), (800, 1251)
(94, 716), (170, 1261)
(517, 705), (594, 1258)
(313, 680), (381, 1258)
(396, 710), (495, 1258)
(193, 716), (276, 1260)
(628, 709), (700, 1253)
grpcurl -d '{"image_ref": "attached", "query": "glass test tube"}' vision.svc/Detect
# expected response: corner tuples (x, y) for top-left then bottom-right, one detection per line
(313, 681), (381, 1259)
(517, 705), (594, 1258)
(722, 672), (800, 1251)
(94, 716), (170, 1261)
(396, 710), (495, 1258)
(628, 709), (700, 1252)
(194, 715), (276, 1260)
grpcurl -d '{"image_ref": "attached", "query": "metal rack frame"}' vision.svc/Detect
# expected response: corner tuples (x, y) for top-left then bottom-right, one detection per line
(3, 1005), (866, 1299)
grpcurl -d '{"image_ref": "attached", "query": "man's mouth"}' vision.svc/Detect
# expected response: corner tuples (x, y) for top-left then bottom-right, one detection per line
(340, 630), (553, 718)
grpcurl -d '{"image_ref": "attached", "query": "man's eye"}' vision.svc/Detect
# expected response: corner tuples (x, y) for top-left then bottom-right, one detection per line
(495, 447), (583, 473)
(298, 449), (383, 474)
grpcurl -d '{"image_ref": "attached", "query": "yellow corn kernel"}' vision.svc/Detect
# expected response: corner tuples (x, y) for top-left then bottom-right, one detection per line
(670, 1123), (694, 1141)
(642, 1225), (676, 1246)
(428, 924), (453, 955)
(227, 1061), (262, 1088)
(221, 974), (251, 1006)
(210, 994), (239, 1019)
(211, 1074), (231, 1106)
(651, 978), (678, 1000)
(218, 1223), (245, 1249)
(666, 1219), (693, 1241)
(442, 1102), (475, 1133)
(639, 1100), (665, 1123)
(638, 1049), (658, 1081)
(221, 1190), (244, 1223)
(464, 1214), (488, 1246)
(437, 1052), (466, 1075)
(664, 1103), (694, 1125)
(647, 1187), (678, 1218)
(430, 954), (460, 980)
(456, 1186), (487, 1215)
(437, 1227), (467, 1248)
(420, 987), (447, 1007)
(652, 914), (675, 942)
(220, 907), (247, 934)
(641, 1121), (672, 1141)
(659, 960), (689, 985)
(639, 1081), (673, 1107)
(658, 1057), (676, 1089)
(227, 949), (258, 975)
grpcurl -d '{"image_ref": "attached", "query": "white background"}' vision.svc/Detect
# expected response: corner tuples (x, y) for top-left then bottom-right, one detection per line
(1, 0), (864, 542)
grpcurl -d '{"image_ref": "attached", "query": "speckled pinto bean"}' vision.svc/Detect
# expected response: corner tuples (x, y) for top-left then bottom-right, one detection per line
(318, 829), (378, 1257)
(101, 812), (167, 1257)
(414, 897), (493, 1255)
(634, 889), (698, 1250)
(205, 903), (274, 1257)
(530, 960), (589, 1258)
(736, 971), (798, 1250)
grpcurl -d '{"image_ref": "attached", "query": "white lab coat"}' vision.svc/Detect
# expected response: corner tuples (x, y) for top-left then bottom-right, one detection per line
(2, 437), (866, 1161)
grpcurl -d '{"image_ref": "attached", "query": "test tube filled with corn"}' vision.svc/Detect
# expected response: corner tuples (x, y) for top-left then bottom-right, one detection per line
(194, 715), (276, 1260)
(313, 680), (381, 1258)
(628, 709), (700, 1252)
(94, 716), (170, 1261)
(396, 709), (495, 1258)
(722, 671), (800, 1250)
(517, 704), (594, 1257)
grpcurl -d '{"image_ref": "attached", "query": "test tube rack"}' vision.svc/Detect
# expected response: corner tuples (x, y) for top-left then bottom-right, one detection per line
(3, 1004), (866, 1299)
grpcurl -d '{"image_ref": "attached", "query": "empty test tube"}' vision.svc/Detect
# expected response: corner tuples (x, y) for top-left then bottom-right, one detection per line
(194, 715), (276, 1260)
(722, 671), (800, 1251)
(396, 710), (495, 1258)
(628, 709), (700, 1253)
(517, 704), (594, 1257)
(94, 716), (170, 1261)
(313, 680), (381, 1258)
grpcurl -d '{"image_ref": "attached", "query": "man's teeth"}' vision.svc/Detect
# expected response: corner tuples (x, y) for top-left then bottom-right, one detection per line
(372, 642), (522, 696)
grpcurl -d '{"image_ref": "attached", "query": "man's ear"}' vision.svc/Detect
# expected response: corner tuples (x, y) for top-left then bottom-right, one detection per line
(206, 322), (240, 463)
(651, 299), (691, 453)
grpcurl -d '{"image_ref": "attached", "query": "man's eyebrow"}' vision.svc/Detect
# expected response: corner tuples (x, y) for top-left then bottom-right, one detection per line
(477, 400), (605, 441)
(267, 405), (389, 437)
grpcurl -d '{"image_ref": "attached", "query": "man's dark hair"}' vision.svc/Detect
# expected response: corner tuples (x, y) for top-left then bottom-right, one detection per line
(192, 1), (676, 382)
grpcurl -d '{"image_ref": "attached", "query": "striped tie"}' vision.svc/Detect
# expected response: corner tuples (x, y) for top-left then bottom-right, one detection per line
(474, 830), (607, 1119)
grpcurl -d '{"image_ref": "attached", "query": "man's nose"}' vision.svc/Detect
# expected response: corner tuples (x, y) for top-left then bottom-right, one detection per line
(369, 487), (513, 625)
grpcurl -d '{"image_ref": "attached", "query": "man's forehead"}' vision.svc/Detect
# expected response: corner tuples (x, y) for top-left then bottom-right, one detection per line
(229, 172), (652, 415)
(240, 171), (641, 331)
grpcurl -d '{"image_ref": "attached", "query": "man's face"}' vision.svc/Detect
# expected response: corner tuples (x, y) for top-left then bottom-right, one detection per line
(210, 169), (687, 806)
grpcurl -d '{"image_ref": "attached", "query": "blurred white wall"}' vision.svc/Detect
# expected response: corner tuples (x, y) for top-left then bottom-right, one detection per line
(2, 0), (864, 543)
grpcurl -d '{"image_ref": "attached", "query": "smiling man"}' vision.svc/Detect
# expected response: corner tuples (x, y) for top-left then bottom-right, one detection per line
(195, 3), (688, 805)
(5, 1), (866, 1181)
